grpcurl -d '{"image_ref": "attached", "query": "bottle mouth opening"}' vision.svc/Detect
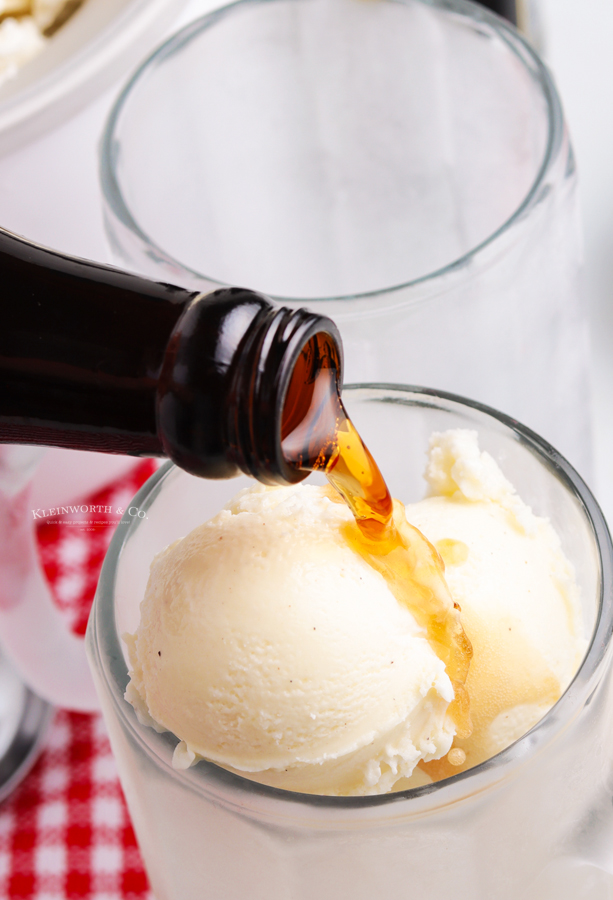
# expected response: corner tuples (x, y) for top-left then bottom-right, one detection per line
(235, 306), (343, 486)
(280, 331), (343, 477)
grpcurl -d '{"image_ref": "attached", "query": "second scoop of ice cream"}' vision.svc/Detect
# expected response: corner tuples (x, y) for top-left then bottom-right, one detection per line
(412, 430), (585, 780)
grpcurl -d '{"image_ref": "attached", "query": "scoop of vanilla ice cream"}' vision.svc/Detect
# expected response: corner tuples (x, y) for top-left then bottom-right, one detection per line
(410, 430), (585, 781)
(125, 484), (455, 796)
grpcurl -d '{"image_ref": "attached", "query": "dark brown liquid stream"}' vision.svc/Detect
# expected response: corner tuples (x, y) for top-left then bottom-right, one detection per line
(282, 335), (473, 742)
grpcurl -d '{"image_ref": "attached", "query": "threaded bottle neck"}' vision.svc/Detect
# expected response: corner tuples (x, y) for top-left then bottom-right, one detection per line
(157, 288), (342, 484)
(228, 304), (343, 484)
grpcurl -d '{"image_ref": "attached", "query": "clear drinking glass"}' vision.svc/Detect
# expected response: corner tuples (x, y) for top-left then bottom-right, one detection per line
(86, 385), (613, 900)
(100, 0), (590, 474)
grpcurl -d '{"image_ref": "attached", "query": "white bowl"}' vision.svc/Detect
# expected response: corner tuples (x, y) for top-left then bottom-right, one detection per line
(0, 0), (188, 155)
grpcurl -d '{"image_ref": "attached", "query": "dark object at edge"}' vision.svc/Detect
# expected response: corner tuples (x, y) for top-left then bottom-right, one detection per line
(475, 0), (517, 26)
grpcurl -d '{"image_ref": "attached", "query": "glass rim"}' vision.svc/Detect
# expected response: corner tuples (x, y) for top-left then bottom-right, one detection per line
(99, 0), (565, 306)
(88, 384), (613, 817)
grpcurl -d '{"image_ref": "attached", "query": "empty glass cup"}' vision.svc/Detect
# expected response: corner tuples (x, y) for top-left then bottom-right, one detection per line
(86, 385), (613, 900)
(100, 0), (591, 475)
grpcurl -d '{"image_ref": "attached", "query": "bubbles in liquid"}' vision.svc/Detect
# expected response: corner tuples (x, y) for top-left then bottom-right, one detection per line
(447, 748), (467, 767)
(282, 335), (473, 742)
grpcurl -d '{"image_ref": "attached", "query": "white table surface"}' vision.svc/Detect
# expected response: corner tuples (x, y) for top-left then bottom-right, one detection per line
(2, 0), (612, 520)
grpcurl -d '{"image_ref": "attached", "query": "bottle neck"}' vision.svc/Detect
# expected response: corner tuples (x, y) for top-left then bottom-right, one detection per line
(230, 304), (343, 485)
(157, 288), (343, 484)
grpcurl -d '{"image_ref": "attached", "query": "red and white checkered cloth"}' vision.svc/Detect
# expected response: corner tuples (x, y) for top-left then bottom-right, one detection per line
(0, 460), (158, 900)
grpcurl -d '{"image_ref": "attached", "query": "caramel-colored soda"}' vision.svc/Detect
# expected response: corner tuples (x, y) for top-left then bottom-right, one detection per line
(282, 335), (473, 746)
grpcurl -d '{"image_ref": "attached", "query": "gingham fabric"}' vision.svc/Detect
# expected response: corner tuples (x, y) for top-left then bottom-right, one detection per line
(0, 459), (157, 900)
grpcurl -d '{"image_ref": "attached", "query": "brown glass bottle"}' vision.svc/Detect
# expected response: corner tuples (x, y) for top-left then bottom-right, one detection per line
(0, 226), (341, 485)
